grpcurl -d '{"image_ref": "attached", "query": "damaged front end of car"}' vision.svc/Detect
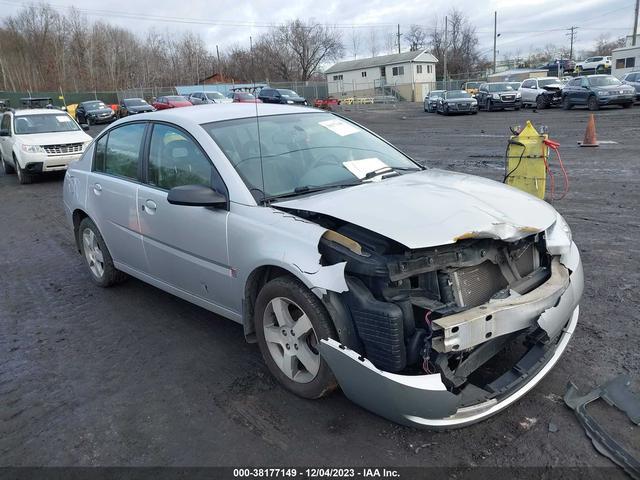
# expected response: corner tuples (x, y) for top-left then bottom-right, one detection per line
(279, 206), (583, 428)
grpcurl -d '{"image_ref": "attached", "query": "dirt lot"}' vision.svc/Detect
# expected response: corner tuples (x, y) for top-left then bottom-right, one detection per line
(1, 103), (638, 472)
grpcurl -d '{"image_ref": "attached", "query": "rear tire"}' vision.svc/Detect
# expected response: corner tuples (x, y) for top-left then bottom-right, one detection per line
(78, 217), (128, 287)
(588, 95), (600, 111)
(622, 102), (633, 109)
(254, 276), (338, 399)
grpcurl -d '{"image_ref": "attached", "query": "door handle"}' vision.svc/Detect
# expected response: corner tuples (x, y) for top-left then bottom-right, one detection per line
(92, 183), (102, 195)
(142, 199), (157, 214)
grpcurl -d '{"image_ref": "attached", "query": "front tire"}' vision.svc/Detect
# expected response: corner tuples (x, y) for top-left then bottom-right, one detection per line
(2, 155), (15, 174)
(254, 276), (338, 399)
(622, 102), (633, 109)
(486, 99), (493, 112)
(536, 95), (548, 110)
(78, 217), (127, 287)
(563, 96), (573, 110)
(14, 158), (32, 184)
(588, 95), (600, 111)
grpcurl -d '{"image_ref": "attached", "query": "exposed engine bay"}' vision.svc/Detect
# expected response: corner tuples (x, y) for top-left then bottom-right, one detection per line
(277, 206), (569, 405)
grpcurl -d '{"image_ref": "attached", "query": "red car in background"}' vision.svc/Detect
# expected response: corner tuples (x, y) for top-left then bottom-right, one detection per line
(151, 95), (192, 110)
(230, 92), (262, 103)
(313, 97), (340, 109)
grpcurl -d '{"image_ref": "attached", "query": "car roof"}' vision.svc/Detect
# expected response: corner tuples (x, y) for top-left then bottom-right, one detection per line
(124, 98), (145, 101)
(13, 108), (69, 116)
(115, 103), (316, 125)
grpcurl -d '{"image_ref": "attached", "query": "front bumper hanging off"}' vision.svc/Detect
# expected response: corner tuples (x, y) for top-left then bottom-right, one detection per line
(319, 242), (583, 428)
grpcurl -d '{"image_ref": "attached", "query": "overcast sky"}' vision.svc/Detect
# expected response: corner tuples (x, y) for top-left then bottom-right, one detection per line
(1, 0), (636, 64)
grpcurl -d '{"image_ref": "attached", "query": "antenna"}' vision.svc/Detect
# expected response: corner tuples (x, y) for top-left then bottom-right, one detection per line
(250, 35), (265, 202)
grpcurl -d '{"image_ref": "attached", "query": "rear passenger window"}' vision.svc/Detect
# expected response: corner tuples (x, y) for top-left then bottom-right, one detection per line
(147, 124), (213, 190)
(94, 123), (145, 180)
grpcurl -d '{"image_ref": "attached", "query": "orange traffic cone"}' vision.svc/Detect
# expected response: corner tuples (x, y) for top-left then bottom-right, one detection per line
(579, 114), (599, 147)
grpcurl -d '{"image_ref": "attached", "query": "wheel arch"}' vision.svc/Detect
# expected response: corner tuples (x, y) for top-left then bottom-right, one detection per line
(72, 208), (91, 252)
(241, 263), (360, 352)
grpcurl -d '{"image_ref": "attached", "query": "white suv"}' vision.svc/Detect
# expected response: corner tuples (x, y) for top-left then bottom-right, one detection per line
(519, 77), (564, 108)
(0, 109), (92, 184)
(575, 56), (611, 74)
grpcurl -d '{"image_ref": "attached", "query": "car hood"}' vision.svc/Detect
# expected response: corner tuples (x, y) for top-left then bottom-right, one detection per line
(274, 169), (558, 249)
(128, 106), (153, 112)
(17, 130), (92, 145)
(594, 84), (634, 93)
(283, 96), (306, 102)
(445, 98), (476, 102)
(86, 108), (113, 114)
(541, 84), (563, 91)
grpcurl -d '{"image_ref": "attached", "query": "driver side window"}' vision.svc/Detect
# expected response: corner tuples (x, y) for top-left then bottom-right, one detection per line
(147, 124), (214, 190)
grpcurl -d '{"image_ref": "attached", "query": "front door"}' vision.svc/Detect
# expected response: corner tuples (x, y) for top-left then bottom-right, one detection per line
(136, 123), (234, 310)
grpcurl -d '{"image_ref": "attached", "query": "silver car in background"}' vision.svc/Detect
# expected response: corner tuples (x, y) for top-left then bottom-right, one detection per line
(63, 104), (583, 428)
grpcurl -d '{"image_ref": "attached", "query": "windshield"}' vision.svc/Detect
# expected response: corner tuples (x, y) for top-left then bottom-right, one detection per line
(446, 91), (471, 99)
(277, 90), (298, 97)
(429, 91), (444, 98)
(487, 83), (516, 92)
(84, 101), (106, 110)
(589, 76), (621, 87)
(538, 79), (560, 87)
(14, 114), (80, 134)
(203, 112), (421, 200)
(124, 99), (147, 106)
(205, 92), (225, 99)
(167, 96), (188, 102)
(465, 82), (481, 89)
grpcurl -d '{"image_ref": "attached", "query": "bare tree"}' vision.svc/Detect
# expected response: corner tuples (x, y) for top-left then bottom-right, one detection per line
(404, 25), (427, 52)
(369, 29), (379, 57)
(348, 28), (362, 59)
(429, 9), (481, 78)
(590, 34), (625, 56)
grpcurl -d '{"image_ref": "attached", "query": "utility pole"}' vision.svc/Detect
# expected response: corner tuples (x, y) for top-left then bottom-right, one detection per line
(443, 16), (448, 88)
(566, 26), (578, 60)
(633, 0), (639, 46)
(492, 11), (497, 74)
(397, 24), (401, 54)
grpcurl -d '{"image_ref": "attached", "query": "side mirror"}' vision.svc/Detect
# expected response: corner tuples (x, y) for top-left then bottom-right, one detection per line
(167, 184), (227, 208)
(81, 124), (90, 131)
(0, 129), (9, 137)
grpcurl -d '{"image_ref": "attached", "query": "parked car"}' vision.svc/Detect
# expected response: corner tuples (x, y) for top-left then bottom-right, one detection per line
(476, 82), (521, 111)
(117, 98), (155, 118)
(423, 90), (445, 112)
(519, 77), (564, 109)
(258, 88), (307, 105)
(542, 59), (576, 75)
(62, 104), (583, 428)
(621, 71), (640, 101)
(436, 90), (478, 115)
(0, 109), (91, 184)
(151, 95), (192, 110)
(462, 81), (482, 96)
(575, 56), (612, 74)
(189, 91), (232, 105)
(230, 92), (262, 103)
(75, 100), (116, 125)
(562, 75), (635, 110)
(313, 97), (340, 109)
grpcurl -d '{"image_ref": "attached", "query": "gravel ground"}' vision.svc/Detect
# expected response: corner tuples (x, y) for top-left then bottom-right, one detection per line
(0, 103), (638, 472)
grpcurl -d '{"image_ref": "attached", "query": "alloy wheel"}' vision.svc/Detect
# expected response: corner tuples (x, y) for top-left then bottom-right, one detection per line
(262, 296), (320, 384)
(82, 227), (105, 279)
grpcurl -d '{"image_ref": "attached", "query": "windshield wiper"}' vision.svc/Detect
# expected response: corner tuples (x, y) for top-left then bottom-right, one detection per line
(263, 181), (361, 203)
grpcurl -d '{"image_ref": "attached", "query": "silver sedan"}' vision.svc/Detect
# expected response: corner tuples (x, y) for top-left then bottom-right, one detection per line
(63, 104), (583, 428)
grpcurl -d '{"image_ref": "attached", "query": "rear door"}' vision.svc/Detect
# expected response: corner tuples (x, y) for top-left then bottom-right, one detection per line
(86, 122), (149, 273)
(136, 122), (234, 310)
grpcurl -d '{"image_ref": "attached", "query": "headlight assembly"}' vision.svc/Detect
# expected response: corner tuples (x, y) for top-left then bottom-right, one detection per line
(21, 144), (45, 154)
